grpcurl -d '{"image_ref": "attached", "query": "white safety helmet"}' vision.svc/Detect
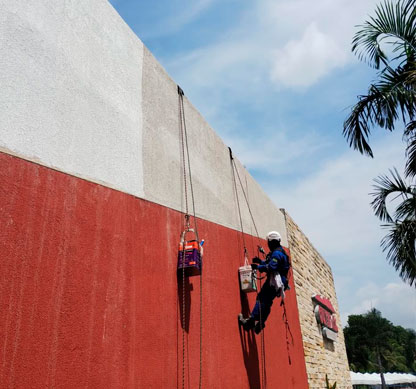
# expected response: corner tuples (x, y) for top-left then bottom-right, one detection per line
(266, 231), (281, 242)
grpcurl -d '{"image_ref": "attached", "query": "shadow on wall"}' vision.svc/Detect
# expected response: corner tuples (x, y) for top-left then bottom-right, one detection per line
(178, 276), (192, 332)
(176, 275), (193, 388)
(238, 290), (261, 389)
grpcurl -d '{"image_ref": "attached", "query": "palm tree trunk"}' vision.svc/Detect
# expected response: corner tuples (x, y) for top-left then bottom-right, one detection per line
(377, 348), (387, 389)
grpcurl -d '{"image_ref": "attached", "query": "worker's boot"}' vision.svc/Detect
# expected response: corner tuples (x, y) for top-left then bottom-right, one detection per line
(238, 314), (255, 331)
(254, 321), (265, 334)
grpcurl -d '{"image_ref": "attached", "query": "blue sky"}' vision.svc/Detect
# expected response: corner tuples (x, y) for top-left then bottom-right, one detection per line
(109, 0), (415, 329)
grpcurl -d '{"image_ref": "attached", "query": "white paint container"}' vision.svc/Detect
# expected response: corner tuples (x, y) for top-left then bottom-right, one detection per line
(239, 257), (257, 293)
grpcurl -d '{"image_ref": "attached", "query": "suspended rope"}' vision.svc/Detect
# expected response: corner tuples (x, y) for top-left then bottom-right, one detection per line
(258, 279), (266, 389)
(229, 148), (266, 389)
(181, 236), (186, 389)
(199, 263), (202, 389)
(229, 147), (247, 257)
(280, 209), (295, 365)
(178, 85), (203, 389)
(231, 157), (260, 241)
(282, 299), (294, 365)
(178, 88), (187, 389)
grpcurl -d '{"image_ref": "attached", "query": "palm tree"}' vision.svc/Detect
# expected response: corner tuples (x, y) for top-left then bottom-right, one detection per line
(343, 0), (416, 178)
(371, 169), (416, 286)
(343, 0), (416, 286)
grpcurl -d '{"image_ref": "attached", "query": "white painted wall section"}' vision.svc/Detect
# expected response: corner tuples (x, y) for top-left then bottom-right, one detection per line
(0, 0), (144, 196)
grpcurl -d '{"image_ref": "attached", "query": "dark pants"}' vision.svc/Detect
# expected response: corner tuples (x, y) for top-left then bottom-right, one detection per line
(250, 282), (277, 323)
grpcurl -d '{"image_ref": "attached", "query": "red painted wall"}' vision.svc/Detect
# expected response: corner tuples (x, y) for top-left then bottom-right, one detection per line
(0, 152), (308, 388)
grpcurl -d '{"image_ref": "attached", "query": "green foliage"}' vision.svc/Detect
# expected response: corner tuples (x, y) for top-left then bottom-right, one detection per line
(343, 0), (416, 287)
(325, 374), (337, 389)
(344, 309), (416, 373)
(371, 168), (416, 286)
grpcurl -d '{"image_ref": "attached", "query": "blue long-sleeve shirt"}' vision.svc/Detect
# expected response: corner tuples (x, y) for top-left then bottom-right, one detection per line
(257, 247), (289, 287)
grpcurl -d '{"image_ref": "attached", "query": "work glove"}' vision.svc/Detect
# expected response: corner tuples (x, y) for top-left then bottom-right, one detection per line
(251, 263), (258, 270)
(252, 257), (262, 264)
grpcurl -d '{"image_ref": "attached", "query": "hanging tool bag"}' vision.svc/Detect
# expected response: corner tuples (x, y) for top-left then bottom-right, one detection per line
(177, 228), (202, 277)
(239, 256), (257, 293)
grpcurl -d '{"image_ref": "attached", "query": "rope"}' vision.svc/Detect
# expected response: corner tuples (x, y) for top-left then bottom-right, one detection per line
(229, 147), (247, 254)
(178, 85), (203, 389)
(199, 263), (202, 389)
(178, 87), (187, 389)
(282, 300), (294, 365)
(182, 248), (186, 389)
(229, 148), (266, 389)
(232, 158), (260, 240)
(257, 278), (266, 389)
(178, 88), (189, 222)
(182, 96), (202, 388)
(280, 209), (294, 365)
(180, 89), (199, 240)
(231, 152), (294, 379)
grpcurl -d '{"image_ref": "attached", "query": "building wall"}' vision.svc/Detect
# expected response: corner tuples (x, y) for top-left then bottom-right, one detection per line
(283, 212), (352, 389)
(0, 0), (308, 388)
(0, 0), (351, 387)
(0, 0), (288, 245)
(0, 152), (309, 388)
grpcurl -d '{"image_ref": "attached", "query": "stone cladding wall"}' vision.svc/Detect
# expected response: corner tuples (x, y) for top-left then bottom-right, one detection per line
(283, 211), (352, 389)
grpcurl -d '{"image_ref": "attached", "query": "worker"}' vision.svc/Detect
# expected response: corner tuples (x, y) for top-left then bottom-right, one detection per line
(238, 231), (290, 334)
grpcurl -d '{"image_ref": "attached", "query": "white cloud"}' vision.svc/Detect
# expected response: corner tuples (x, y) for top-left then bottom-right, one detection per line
(167, 0), (382, 94)
(341, 281), (416, 329)
(261, 0), (382, 88)
(270, 23), (347, 88)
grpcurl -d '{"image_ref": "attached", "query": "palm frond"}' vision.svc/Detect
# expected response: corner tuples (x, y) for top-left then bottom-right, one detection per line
(395, 195), (416, 220)
(371, 168), (413, 222)
(404, 119), (416, 137)
(343, 95), (376, 157)
(343, 65), (416, 155)
(405, 133), (416, 177)
(403, 62), (416, 88)
(378, 64), (416, 119)
(381, 219), (416, 286)
(352, 0), (416, 68)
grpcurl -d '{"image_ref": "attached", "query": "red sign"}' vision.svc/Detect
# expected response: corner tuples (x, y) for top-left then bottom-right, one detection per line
(312, 294), (335, 313)
(312, 294), (338, 333)
(314, 305), (338, 332)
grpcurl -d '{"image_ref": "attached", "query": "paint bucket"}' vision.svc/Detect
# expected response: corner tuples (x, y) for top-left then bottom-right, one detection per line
(177, 228), (202, 277)
(239, 256), (257, 292)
